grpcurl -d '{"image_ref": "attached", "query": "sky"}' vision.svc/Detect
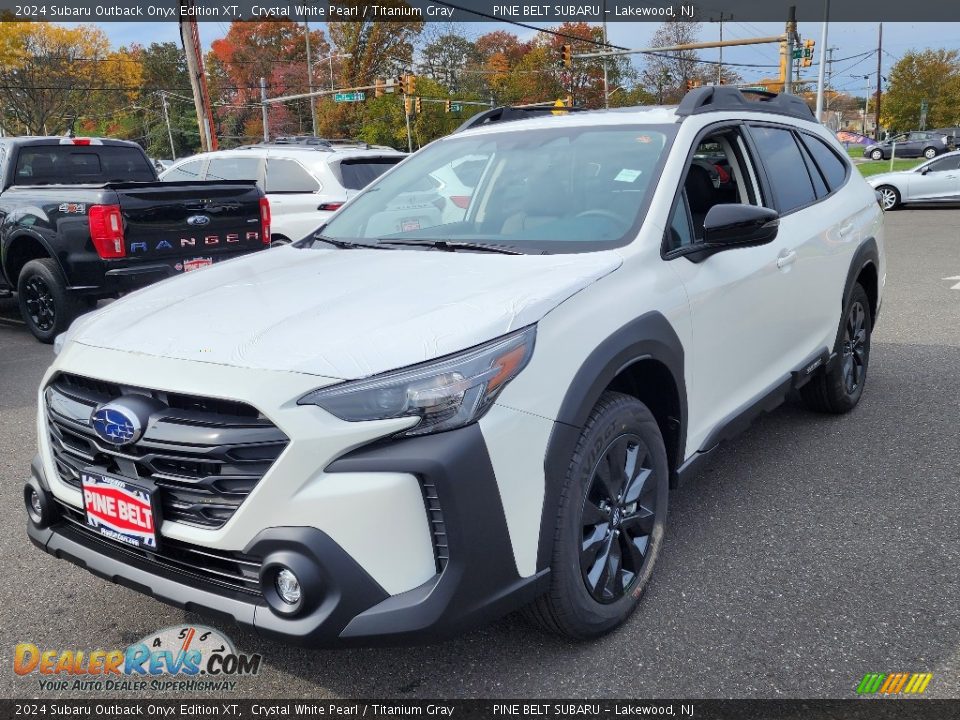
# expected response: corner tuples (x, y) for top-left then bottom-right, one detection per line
(88, 20), (960, 96)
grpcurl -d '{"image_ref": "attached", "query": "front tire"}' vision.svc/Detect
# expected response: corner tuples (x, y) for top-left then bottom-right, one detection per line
(17, 258), (83, 343)
(877, 185), (900, 211)
(870, 149), (883, 161)
(525, 392), (669, 639)
(801, 283), (872, 414)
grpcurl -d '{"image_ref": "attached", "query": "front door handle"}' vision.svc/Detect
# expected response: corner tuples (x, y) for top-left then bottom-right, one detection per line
(776, 250), (798, 270)
(839, 223), (856, 237)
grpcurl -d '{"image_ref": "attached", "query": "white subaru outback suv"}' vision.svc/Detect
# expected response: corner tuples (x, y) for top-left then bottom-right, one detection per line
(26, 88), (884, 644)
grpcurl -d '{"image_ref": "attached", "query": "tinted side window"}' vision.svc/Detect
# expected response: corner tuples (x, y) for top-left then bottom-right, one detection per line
(265, 159), (319, 193)
(925, 155), (960, 172)
(796, 140), (828, 199)
(162, 160), (204, 182)
(336, 158), (403, 190)
(750, 126), (816, 212)
(206, 157), (261, 182)
(664, 194), (695, 252)
(801, 135), (848, 191)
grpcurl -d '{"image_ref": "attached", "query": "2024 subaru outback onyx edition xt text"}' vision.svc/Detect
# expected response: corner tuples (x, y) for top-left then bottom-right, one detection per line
(25, 88), (884, 644)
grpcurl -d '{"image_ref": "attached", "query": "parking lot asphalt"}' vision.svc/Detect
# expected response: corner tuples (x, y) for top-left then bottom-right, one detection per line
(1, 208), (958, 700)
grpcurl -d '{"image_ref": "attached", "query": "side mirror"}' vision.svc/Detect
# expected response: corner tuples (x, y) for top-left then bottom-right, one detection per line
(920, 166), (930, 175)
(703, 203), (779, 246)
(679, 204), (779, 263)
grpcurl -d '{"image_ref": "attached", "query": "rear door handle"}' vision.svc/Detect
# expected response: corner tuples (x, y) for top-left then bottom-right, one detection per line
(776, 250), (797, 269)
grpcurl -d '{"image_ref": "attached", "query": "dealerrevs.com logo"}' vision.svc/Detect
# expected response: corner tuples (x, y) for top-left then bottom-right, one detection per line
(14, 625), (261, 692)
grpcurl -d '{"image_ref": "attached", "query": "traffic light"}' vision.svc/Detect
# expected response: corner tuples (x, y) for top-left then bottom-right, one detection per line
(415, 97), (422, 113)
(404, 75), (417, 95)
(375, 78), (385, 98)
(802, 39), (815, 67)
(444, 99), (451, 113)
(561, 44), (572, 69)
(404, 97), (412, 115)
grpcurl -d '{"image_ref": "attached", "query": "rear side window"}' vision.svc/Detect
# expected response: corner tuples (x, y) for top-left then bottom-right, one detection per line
(924, 155), (960, 172)
(335, 158), (403, 190)
(265, 159), (319, 193)
(14, 146), (155, 185)
(800, 135), (848, 191)
(161, 159), (204, 182)
(796, 140), (829, 198)
(749, 126), (816, 213)
(206, 157), (261, 182)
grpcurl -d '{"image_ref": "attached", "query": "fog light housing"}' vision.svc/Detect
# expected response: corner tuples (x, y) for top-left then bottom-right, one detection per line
(275, 568), (302, 605)
(24, 482), (57, 528)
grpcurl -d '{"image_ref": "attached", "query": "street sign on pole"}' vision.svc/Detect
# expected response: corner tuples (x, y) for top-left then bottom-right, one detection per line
(450, 103), (463, 112)
(334, 91), (366, 103)
(920, 99), (928, 130)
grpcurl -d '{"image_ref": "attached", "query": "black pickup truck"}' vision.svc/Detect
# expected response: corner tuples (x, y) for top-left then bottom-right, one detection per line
(0, 137), (269, 341)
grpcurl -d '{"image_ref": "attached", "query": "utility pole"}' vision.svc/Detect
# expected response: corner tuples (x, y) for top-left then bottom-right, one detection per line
(179, 0), (217, 152)
(717, 12), (725, 85)
(160, 92), (177, 160)
(783, 6), (797, 94)
(602, 0), (609, 108)
(261, 77), (269, 142)
(304, 21), (318, 136)
(874, 23), (883, 140)
(814, 0), (830, 121)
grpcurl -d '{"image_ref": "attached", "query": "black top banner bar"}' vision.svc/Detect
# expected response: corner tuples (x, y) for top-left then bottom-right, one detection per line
(3, 699), (960, 719)
(2, 0), (959, 23)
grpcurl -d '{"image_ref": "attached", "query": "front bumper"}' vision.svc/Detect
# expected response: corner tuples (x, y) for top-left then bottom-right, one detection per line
(27, 423), (548, 646)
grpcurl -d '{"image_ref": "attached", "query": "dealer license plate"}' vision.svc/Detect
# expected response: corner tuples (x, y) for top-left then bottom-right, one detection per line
(81, 472), (158, 550)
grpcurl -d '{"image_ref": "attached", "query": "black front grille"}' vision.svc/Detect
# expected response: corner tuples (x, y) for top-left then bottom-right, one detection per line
(45, 373), (288, 529)
(52, 498), (262, 597)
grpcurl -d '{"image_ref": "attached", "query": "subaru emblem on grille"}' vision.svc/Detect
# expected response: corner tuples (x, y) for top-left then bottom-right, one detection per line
(90, 402), (143, 446)
(186, 214), (211, 226)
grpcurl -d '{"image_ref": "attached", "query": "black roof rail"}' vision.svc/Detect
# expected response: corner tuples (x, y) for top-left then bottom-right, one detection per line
(676, 86), (815, 122)
(454, 103), (587, 133)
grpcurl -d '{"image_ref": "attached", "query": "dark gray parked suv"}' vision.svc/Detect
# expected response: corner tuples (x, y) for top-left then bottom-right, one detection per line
(863, 131), (949, 160)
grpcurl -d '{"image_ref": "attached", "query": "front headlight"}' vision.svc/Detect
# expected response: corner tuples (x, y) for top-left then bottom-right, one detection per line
(299, 325), (536, 437)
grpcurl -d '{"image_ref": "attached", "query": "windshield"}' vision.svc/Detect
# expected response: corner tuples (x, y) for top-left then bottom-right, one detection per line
(315, 124), (676, 254)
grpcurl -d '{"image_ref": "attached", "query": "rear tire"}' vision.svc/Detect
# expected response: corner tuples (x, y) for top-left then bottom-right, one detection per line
(801, 283), (872, 414)
(524, 392), (669, 639)
(877, 185), (900, 211)
(17, 258), (83, 343)
(923, 147), (938, 159)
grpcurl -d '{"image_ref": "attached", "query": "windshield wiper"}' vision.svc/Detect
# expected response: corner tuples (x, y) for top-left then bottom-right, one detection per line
(376, 239), (523, 255)
(305, 234), (385, 250)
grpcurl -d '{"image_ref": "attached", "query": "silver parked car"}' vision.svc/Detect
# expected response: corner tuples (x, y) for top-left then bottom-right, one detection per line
(867, 150), (960, 210)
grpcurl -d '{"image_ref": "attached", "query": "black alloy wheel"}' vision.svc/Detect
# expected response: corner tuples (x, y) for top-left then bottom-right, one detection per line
(841, 299), (868, 395)
(580, 433), (658, 603)
(22, 275), (56, 333)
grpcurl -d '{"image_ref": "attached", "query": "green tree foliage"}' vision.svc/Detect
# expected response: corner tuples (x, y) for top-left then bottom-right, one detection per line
(882, 49), (960, 131)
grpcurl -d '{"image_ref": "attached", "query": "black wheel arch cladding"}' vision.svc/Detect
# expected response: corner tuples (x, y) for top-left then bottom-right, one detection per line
(538, 311), (686, 572)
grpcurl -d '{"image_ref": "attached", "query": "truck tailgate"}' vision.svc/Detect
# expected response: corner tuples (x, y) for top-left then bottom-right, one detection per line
(113, 180), (266, 265)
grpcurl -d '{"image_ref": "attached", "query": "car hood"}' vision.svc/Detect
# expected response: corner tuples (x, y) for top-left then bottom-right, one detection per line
(71, 246), (622, 379)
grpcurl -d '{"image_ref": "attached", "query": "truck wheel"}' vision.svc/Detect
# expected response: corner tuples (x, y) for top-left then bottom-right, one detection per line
(524, 392), (669, 639)
(801, 283), (872, 414)
(17, 258), (83, 343)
